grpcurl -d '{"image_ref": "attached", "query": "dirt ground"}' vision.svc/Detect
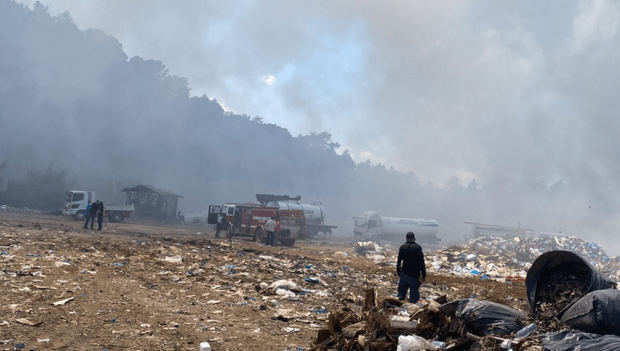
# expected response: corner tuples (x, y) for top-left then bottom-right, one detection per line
(0, 212), (527, 351)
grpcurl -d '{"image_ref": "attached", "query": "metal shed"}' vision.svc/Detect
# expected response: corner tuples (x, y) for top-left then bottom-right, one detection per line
(121, 185), (183, 221)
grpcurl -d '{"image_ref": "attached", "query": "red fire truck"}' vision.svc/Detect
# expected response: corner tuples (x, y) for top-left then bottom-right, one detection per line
(207, 203), (305, 246)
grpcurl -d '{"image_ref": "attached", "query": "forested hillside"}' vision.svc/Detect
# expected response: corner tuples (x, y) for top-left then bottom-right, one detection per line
(0, 1), (602, 242)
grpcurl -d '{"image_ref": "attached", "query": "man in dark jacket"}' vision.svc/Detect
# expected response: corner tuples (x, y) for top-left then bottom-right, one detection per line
(85, 201), (98, 230)
(96, 201), (105, 231)
(396, 232), (426, 303)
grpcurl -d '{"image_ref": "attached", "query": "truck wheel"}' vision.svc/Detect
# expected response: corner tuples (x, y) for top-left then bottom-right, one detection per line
(254, 228), (264, 243)
(279, 229), (291, 238)
(109, 212), (124, 222)
(280, 238), (295, 247)
(72, 211), (86, 221)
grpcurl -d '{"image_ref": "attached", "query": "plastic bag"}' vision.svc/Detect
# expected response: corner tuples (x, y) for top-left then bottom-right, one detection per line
(396, 335), (439, 351)
(440, 299), (526, 336)
(543, 330), (620, 351)
(560, 289), (620, 336)
(525, 250), (615, 313)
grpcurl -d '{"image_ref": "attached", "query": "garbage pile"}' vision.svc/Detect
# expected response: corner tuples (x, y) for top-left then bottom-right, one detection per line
(313, 250), (620, 351)
(424, 235), (613, 282)
(311, 288), (539, 351)
(353, 241), (393, 263)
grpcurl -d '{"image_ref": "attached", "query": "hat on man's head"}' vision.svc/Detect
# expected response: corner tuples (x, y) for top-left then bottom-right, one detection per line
(406, 232), (415, 241)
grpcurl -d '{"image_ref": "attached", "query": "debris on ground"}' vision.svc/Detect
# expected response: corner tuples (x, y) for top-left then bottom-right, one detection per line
(2, 212), (620, 350)
(424, 235), (615, 283)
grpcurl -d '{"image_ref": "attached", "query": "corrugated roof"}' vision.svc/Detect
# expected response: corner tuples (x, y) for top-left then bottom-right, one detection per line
(121, 184), (183, 198)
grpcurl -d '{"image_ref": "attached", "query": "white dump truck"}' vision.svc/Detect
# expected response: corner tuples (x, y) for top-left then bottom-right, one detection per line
(353, 210), (440, 244)
(63, 190), (134, 222)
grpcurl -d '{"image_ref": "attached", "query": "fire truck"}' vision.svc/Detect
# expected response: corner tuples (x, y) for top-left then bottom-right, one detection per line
(207, 203), (305, 246)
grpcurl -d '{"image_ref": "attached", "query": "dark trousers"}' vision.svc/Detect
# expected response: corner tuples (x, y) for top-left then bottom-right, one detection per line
(398, 273), (420, 303)
(266, 231), (275, 245)
(84, 215), (95, 229)
(97, 214), (103, 231)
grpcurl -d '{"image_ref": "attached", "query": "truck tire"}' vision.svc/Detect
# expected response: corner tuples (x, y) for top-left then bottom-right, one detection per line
(279, 229), (291, 238)
(72, 211), (86, 221)
(254, 227), (265, 243)
(280, 238), (295, 247)
(109, 212), (124, 222)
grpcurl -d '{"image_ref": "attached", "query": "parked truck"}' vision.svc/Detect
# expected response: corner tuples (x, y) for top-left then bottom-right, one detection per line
(63, 190), (135, 222)
(353, 210), (440, 244)
(256, 194), (337, 237)
(207, 203), (305, 246)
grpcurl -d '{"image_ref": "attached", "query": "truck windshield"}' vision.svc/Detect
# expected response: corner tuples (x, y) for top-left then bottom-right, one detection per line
(72, 193), (84, 202)
(64, 192), (72, 202)
(354, 218), (368, 228)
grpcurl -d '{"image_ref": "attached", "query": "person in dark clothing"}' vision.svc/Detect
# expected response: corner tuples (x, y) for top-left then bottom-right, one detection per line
(96, 201), (105, 231)
(83, 201), (94, 229)
(85, 201), (98, 230)
(396, 231), (426, 303)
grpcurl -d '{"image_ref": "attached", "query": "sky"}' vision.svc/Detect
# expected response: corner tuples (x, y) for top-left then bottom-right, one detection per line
(15, 0), (620, 190)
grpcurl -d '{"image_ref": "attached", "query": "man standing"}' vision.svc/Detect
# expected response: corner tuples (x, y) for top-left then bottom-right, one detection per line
(83, 200), (93, 229)
(264, 217), (276, 245)
(85, 200), (98, 230)
(396, 232), (426, 303)
(216, 213), (224, 238)
(96, 201), (105, 231)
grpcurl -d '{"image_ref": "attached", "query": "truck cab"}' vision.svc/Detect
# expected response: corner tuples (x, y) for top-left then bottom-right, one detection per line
(63, 190), (95, 218)
(63, 190), (134, 222)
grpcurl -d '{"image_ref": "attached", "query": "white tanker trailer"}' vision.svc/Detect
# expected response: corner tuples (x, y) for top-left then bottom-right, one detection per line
(256, 194), (338, 237)
(353, 211), (440, 244)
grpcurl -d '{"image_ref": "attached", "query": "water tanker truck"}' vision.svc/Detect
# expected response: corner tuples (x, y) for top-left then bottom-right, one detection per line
(353, 210), (440, 244)
(256, 194), (337, 237)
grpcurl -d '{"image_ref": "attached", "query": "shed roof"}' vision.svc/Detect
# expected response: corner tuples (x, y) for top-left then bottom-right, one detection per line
(121, 184), (183, 198)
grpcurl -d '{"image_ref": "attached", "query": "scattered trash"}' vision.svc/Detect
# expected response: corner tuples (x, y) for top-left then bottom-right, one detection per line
(440, 299), (527, 336)
(397, 334), (439, 351)
(542, 330), (620, 350)
(15, 318), (42, 326)
(560, 289), (620, 336)
(52, 296), (74, 306)
(515, 323), (537, 339)
(163, 255), (183, 264)
(197, 341), (211, 351)
(525, 250), (615, 315)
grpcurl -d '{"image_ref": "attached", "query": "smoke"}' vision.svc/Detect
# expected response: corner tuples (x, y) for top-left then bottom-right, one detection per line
(4, 1), (620, 254)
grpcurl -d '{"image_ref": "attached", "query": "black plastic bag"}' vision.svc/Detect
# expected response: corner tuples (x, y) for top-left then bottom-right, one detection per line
(560, 289), (620, 336)
(543, 330), (620, 351)
(440, 298), (526, 336)
(526, 250), (615, 313)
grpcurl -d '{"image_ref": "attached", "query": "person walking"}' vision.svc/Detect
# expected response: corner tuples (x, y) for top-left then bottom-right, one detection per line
(83, 200), (93, 229)
(85, 200), (98, 230)
(96, 200), (105, 231)
(264, 217), (276, 245)
(396, 232), (426, 303)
